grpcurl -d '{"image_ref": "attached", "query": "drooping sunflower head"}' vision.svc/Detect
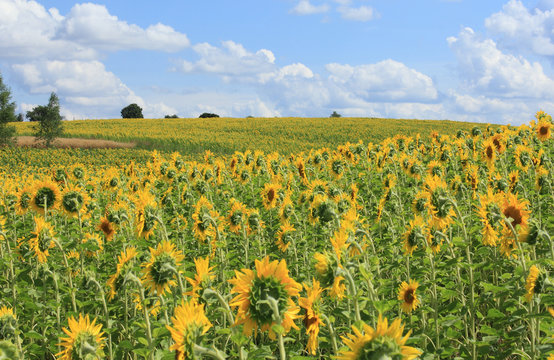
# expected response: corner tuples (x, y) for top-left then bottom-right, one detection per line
(309, 194), (336, 225)
(514, 145), (533, 171)
(424, 175), (454, 229)
(427, 227), (447, 254)
(0, 306), (17, 340)
(186, 257), (216, 299)
(142, 241), (184, 296)
(501, 193), (530, 232)
(482, 138), (496, 167)
(337, 314), (421, 360)
(98, 217), (115, 241)
(166, 299), (212, 360)
(15, 186), (33, 216)
(229, 256), (301, 339)
(398, 280), (420, 314)
(295, 156), (308, 182)
(104, 201), (129, 226)
(246, 209), (264, 235)
(299, 279), (325, 355)
(82, 233), (103, 258)
(29, 216), (55, 264)
(57, 314), (105, 360)
(31, 180), (61, 214)
(477, 189), (503, 246)
(279, 195), (295, 222)
(276, 221), (296, 252)
(329, 155), (346, 179)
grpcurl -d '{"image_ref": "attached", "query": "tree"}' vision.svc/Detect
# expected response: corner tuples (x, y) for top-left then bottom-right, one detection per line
(164, 114), (178, 119)
(27, 92), (63, 147)
(0, 73), (17, 146)
(121, 103), (143, 119)
(199, 112), (219, 118)
(330, 111), (341, 118)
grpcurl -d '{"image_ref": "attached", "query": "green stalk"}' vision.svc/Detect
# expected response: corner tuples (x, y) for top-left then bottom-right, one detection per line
(87, 278), (113, 360)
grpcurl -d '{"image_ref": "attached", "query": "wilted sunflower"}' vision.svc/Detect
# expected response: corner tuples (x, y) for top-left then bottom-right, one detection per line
(166, 299), (212, 360)
(398, 280), (420, 314)
(536, 120), (552, 141)
(299, 279), (325, 355)
(261, 182), (281, 210)
(336, 314), (421, 360)
(29, 216), (55, 264)
(476, 189), (503, 246)
(403, 216), (426, 256)
(142, 241), (184, 296)
(229, 256), (301, 339)
(107, 247), (138, 301)
(57, 314), (105, 360)
(227, 199), (248, 234)
(31, 180), (61, 214)
(98, 217), (115, 242)
(275, 221), (296, 252)
(185, 257), (215, 299)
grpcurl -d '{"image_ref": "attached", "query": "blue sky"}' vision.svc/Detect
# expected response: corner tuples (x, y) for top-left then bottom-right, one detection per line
(1, 0), (553, 124)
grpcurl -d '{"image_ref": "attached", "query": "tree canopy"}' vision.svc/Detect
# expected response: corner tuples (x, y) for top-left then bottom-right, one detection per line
(27, 92), (64, 147)
(121, 103), (144, 119)
(0, 73), (17, 146)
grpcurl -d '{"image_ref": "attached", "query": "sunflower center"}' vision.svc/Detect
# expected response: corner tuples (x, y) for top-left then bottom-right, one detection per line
(248, 276), (288, 325)
(99, 220), (114, 236)
(62, 192), (84, 213)
(151, 253), (177, 286)
(230, 212), (243, 226)
(267, 189), (276, 202)
(539, 125), (548, 135)
(493, 138), (501, 150)
(486, 146), (494, 160)
(503, 205), (523, 227)
(34, 187), (56, 209)
(404, 289), (415, 303)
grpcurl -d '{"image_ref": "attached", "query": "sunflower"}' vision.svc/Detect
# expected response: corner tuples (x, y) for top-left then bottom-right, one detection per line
(525, 265), (543, 303)
(29, 216), (55, 264)
(398, 280), (420, 314)
(15, 186), (33, 215)
(68, 163), (87, 181)
(535, 166), (550, 193)
(403, 216), (426, 256)
(98, 217), (115, 241)
(427, 160), (443, 177)
(424, 175), (455, 230)
(329, 155), (346, 179)
(57, 314), (105, 360)
(299, 279), (325, 355)
(227, 199), (247, 234)
(186, 257), (216, 299)
(107, 247), (138, 301)
(482, 138), (496, 169)
(229, 256), (301, 339)
(491, 133), (506, 153)
(82, 233), (103, 258)
(536, 120), (552, 141)
(61, 185), (89, 218)
(427, 227), (446, 254)
(31, 180), (61, 214)
(295, 156), (308, 184)
(508, 170), (519, 193)
(330, 275), (346, 300)
(514, 145), (533, 172)
(337, 314), (421, 360)
(246, 209), (265, 236)
(502, 193), (530, 232)
(275, 221), (296, 252)
(279, 194), (295, 223)
(330, 226), (350, 263)
(142, 241), (184, 296)
(476, 189), (503, 246)
(0, 306), (17, 340)
(135, 190), (158, 239)
(261, 182), (281, 210)
(166, 299), (212, 360)
(309, 194), (336, 225)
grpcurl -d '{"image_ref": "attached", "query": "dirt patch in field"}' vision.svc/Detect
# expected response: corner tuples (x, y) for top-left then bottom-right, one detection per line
(16, 136), (136, 149)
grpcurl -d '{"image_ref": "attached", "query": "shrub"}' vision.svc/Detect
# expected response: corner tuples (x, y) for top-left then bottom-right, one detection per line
(121, 104), (144, 119)
(199, 112), (219, 118)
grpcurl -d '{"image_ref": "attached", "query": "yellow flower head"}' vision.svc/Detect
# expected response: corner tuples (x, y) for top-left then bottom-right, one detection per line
(107, 247), (138, 301)
(337, 314), (421, 360)
(31, 180), (61, 214)
(142, 241), (184, 296)
(229, 256), (302, 339)
(525, 265), (542, 303)
(166, 299), (212, 360)
(29, 216), (55, 264)
(57, 314), (105, 360)
(299, 279), (325, 355)
(398, 280), (420, 314)
(276, 221), (296, 252)
(185, 257), (216, 299)
(227, 198), (248, 234)
(261, 182), (282, 210)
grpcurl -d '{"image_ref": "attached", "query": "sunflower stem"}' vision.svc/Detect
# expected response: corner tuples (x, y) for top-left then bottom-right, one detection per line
(320, 314), (338, 354)
(124, 273), (153, 358)
(53, 239), (77, 313)
(193, 344), (227, 359)
(87, 277), (113, 360)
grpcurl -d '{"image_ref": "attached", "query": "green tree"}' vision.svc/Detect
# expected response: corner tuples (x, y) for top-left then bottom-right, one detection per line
(330, 111), (341, 118)
(199, 112), (219, 118)
(27, 92), (63, 147)
(121, 103), (143, 118)
(0, 73), (17, 146)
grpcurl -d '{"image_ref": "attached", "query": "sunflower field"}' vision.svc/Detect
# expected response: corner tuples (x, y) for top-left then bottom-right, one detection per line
(0, 112), (553, 360)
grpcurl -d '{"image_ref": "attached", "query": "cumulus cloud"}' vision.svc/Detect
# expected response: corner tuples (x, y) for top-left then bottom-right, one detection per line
(0, 0), (190, 60)
(175, 41), (275, 77)
(447, 27), (554, 98)
(290, 0), (329, 15)
(337, 5), (376, 22)
(485, 0), (554, 57)
(326, 60), (438, 102)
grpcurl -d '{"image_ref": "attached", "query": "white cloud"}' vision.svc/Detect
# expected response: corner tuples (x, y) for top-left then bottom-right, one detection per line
(290, 0), (329, 15)
(326, 60), (438, 102)
(337, 5), (376, 22)
(447, 27), (554, 98)
(175, 41), (276, 78)
(485, 0), (554, 57)
(0, 0), (189, 60)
